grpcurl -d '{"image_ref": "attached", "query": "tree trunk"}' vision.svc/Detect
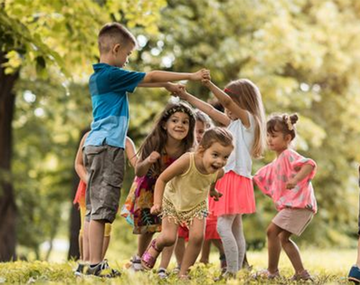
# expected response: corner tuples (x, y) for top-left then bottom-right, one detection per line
(67, 128), (88, 260)
(0, 51), (19, 261)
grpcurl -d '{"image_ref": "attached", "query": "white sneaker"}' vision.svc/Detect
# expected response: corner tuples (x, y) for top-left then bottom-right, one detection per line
(130, 255), (143, 271)
(157, 268), (168, 279)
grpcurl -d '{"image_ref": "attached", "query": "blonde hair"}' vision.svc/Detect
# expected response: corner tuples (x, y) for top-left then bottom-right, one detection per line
(224, 79), (266, 158)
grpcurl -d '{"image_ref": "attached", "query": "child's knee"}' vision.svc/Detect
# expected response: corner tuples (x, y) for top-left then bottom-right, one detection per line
(190, 233), (204, 246)
(161, 234), (177, 247)
(266, 226), (277, 238)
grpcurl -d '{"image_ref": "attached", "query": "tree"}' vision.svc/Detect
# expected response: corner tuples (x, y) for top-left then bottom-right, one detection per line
(0, 0), (165, 261)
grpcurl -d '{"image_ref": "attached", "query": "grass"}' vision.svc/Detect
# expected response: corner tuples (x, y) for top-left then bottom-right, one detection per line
(0, 249), (355, 284)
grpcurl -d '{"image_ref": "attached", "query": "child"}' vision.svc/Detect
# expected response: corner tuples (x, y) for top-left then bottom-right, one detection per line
(73, 132), (138, 276)
(177, 79), (266, 277)
(141, 127), (234, 279)
(83, 22), (209, 277)
(348, 165), (360, 283)
(158, 110), (220, 277)
(253, 113), (317, 281)
(174, 111), (226, 271)
(121, 101), (196, 272)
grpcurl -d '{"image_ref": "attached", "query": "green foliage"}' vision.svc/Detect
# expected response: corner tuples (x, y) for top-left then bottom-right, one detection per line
(2, 0), (360, 259)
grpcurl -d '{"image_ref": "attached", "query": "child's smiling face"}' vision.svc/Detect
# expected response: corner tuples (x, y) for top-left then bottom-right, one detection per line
(200, 142), (233, 174)
(164, 112), (190, 141)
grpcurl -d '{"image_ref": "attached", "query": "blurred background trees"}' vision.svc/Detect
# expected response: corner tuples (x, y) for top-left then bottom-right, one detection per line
(1, 0), (360, 262)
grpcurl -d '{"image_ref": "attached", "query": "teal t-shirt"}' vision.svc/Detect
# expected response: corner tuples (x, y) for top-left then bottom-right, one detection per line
(85, 63), (145, 148)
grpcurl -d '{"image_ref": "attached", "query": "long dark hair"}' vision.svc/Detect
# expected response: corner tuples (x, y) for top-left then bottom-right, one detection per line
(138, 101), (196, 176)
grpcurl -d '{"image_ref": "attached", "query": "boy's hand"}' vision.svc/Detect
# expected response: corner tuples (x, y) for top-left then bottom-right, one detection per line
(151, 204), (162, 214)
(147, 151), (161, 164)
(190, 69), (210, 81)
(165, 83), (185, 94)
(210, 188), (223, 201)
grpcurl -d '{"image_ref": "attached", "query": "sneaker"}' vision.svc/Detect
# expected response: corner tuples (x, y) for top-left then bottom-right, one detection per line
(290, 269), (313, 281)
(74, 262), (86, 276)
(130, 255), (143, 271)
(157, 267), (168, 279)
(86, 260), (121, 278)
(349, 265), (360, 284)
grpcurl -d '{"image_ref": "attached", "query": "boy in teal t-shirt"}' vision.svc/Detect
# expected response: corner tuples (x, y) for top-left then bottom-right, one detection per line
(83, 22), (209, 277)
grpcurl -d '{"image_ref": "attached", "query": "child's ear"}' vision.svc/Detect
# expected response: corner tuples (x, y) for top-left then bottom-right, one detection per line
(285, 134), (292, 143)
(197, 145), (205, 155)
(113, 43), (121, 54)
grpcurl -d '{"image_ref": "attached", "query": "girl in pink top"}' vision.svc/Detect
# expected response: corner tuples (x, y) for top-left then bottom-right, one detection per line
(253, 113), (317, 281)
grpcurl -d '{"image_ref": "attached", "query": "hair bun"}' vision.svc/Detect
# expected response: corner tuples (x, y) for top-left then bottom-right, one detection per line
(289, 113), (298, 124)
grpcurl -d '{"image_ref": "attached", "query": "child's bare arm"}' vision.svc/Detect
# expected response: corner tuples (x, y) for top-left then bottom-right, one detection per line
(135, 151), (161, 177)
(74, 132), (89, 183)
(210, 169), (224, 201)
(151, 153), (190, 214)
(203, 80), (250, 128)
(286, 164), (315, 189)
(141, 69), (209, 83)
(177, 89), (230, 126)
(125, 136), (138, 168)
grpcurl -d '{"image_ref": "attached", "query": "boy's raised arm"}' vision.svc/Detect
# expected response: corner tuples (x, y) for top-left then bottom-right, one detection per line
(141, 69), (209, 83)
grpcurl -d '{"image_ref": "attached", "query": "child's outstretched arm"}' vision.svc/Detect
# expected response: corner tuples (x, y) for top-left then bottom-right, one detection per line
(203, 80), (251, 128)
(286, 164), (315, 189)
(151, 153), (190, 214)
(137, 82), (185, 94)
(74, 132), (89, 183)
(177, 88), (230, 126)
(125, 136), (138, 168)
(135, 151), (161, 177)
(141, 69), (209, 84)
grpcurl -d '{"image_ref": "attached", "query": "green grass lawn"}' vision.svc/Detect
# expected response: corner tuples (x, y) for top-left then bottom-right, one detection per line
(0, 249), (356, 284)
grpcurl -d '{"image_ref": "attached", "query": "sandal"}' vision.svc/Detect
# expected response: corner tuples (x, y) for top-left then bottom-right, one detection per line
(141, 239), (161, 270)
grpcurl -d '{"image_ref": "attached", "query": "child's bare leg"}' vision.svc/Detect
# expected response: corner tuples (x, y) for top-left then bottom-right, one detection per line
(101, 236), (110, 260)
(175, 237), (186, 266)
(159, 244), (175, 269)
(179, 218), (205, 276)
(356, 238), (360, 267)
(266, 222), (282, 274)
(89, 219), (105, 264)
(146, 217), (178, 257)
(199, 240), (211, 263)
(138, 232), (154, 257)
(212, 239), (224, 256)
(279, 231), (305, 274)
(83, 220), (90, 261)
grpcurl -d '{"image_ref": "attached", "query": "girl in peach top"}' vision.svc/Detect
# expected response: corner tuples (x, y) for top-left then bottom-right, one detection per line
(253, 113), (317, 281)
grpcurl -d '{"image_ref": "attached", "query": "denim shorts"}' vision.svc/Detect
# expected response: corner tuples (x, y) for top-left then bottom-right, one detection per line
(83, 145), (125, 223)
